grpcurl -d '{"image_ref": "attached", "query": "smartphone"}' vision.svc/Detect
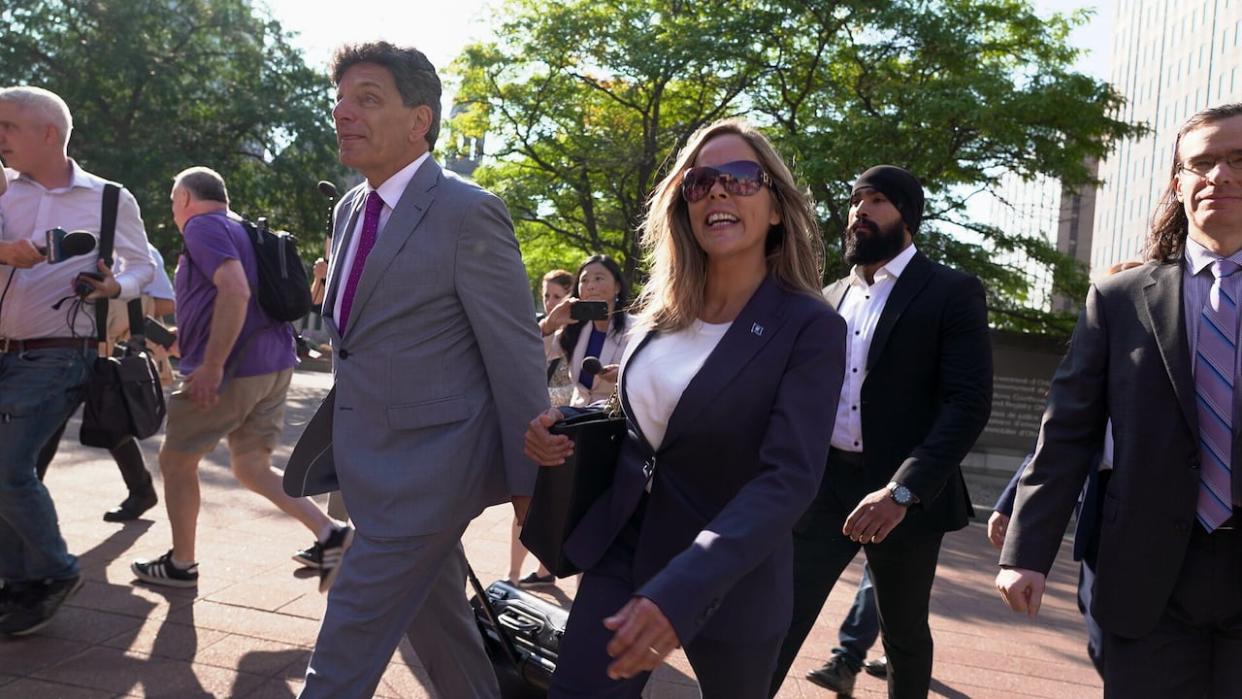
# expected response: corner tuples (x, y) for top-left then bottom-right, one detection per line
(142, 317), (176, 349)
(570, 300), (609, 321)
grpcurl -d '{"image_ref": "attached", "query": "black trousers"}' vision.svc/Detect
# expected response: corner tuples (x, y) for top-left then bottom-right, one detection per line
(1101, 523), (1242, 699)
(771, 449), (945, 699)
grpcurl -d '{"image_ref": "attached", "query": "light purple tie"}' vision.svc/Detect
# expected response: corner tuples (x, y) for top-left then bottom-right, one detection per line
(337, 191), (383, 333)
(1195, 258), (1240, 532)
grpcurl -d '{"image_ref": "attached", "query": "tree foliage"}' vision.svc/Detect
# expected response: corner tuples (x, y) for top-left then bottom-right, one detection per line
(0, 0), (342, 263)
(449, 0), (1143, 336)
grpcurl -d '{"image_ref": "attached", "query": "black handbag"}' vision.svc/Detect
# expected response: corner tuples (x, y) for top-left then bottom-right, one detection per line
(520, 406), (626, 577)
(78, 183), (167, 447)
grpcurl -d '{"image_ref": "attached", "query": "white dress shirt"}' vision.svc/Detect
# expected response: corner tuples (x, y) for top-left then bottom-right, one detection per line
(0, 162), (154, 339)
(331, 152), (430, 324)
(831, 243), (918, 452)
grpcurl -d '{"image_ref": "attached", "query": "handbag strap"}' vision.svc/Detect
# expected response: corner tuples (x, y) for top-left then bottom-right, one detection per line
(94, 183), (120, 342)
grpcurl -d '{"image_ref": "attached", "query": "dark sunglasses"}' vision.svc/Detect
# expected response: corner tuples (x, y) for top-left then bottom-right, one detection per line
(681, 160), (772, 203)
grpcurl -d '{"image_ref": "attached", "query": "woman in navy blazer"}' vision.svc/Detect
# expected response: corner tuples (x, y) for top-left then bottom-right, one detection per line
(524, 119), (847, 698)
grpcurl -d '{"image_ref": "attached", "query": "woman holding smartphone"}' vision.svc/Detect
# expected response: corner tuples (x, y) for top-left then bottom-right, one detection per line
(539, 254), (631, 406)
(524, 119), (846, 697)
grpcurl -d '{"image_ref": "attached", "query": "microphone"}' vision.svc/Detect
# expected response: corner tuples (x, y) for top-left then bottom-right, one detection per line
(317, 180), (338, 200)
(38, 229), (97, 263)
(581, 357), (604, 376)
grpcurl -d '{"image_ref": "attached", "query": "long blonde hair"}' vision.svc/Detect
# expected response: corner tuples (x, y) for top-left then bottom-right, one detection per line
(633, 119), (824, 332)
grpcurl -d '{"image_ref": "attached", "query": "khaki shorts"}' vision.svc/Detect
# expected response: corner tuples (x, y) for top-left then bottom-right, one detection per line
(163, 368), (293, 456)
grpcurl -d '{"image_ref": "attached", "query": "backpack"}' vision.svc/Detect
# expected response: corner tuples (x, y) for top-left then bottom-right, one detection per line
(240, 216), (313, 323)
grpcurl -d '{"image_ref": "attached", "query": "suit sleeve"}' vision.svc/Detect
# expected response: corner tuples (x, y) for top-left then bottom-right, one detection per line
(994, 453), (1033, 516)
(636, 310), (847, 644)
(454, 192), (550, 497)
(999, 285), (1110, 573)
(893, 274), (993, 502)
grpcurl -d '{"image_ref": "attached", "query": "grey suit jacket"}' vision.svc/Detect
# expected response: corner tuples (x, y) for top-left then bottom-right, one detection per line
(293, 158), (549, 538)
(1001, 261), (1230, 638)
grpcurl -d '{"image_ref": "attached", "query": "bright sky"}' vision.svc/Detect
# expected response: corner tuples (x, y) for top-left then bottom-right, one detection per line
(262, 0), (1116, 115)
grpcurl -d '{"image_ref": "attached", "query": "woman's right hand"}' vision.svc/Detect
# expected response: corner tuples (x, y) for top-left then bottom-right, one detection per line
(524, 408), (574, 465)
(541, 297), (579, 336)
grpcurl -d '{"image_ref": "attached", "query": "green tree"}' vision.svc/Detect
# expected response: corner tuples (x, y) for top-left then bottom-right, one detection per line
(448, 0), (1142, 336)
(0, 0), (342, 263)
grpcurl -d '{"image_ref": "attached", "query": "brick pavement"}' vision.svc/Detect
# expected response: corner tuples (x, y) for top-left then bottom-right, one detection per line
(0, 369), (1102, 698)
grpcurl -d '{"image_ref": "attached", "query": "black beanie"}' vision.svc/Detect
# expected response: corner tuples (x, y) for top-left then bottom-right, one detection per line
(852, 165), (925, 234)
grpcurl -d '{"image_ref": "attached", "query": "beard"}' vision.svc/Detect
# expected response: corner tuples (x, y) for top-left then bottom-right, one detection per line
(844, 218), (906, 265)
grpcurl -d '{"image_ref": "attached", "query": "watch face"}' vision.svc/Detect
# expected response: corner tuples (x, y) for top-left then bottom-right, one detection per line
(890, 484), (912, 505)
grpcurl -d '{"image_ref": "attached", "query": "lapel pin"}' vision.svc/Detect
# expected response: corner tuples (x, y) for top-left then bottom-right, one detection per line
(751, 323), (764, 336)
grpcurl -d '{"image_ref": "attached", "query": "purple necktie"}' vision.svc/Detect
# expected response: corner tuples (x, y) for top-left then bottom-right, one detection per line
(1195, 258), (1240, 532)
(337, 191), (383, 333)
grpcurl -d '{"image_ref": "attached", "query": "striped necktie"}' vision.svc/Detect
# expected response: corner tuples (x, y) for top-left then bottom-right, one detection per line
(1194, 258), (1240, 532)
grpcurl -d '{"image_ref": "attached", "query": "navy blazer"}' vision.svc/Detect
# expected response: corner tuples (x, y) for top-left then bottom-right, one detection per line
(563, 276), (847, 645)
(995, 452), (1103, 564)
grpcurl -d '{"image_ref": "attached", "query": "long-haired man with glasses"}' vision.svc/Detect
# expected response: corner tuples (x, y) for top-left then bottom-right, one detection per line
(998, 104), (1242, 696)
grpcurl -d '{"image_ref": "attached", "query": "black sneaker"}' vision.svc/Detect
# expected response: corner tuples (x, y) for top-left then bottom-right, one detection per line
(131, 550), (199, 588)
(0, 575), (83, 637)
(317, 525), (354, 594)
(806, 655), (858, 695)
(0, 581), (29, 620)
(292, 541), (324, 569)
(863, 655), (888, 678)
(517, 572), (556, 587)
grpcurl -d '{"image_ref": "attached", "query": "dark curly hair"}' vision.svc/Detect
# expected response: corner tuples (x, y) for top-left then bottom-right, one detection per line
(1147, 103), (1242, 262)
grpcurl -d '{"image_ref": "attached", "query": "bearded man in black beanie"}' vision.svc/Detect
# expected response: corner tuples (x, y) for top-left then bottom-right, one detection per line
(771, 165), (993, 698)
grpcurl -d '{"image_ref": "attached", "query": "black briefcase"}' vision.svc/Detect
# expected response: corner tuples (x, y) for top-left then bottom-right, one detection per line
(467, 566), (567, 697)
(520, 409), (626, 576)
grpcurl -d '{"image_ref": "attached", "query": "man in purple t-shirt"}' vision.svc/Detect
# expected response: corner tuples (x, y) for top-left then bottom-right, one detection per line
(131, 167), (351, 592)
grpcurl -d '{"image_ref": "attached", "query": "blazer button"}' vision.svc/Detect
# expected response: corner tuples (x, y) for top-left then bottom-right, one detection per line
(338, 349), (350, 360)
(1189, 456), (1200, 470)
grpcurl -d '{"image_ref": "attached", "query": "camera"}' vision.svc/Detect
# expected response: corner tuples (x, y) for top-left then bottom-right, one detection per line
(74, 272), (103, 298)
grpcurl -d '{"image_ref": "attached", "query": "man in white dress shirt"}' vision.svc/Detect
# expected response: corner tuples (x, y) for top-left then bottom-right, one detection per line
(0, 86), (155, 636)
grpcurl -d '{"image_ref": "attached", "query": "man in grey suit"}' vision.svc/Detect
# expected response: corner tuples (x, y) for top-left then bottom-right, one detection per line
(296, 42), (549, 698)
(997, 103), (1242, 697)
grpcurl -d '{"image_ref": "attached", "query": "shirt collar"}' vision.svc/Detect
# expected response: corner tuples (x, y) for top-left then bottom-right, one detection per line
(849, 242), (918, 286)
(367, 152), (431, 210)
(14, 159), (103, 193)
(1184, 235), (1242, 276)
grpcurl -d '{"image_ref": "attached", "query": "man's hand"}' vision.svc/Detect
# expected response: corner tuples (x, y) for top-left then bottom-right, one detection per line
(996, 567), (1046, 617)
(523, 408), (573, 465)
(603, 596), (680, 680)
(77, 259), (122, 300)
(512, 495), (531, 526)
(0, 239), (45, 269)
(843, 487), (908, 544)
(183, 362), (224, 409)
(313, 257), (329, 282)
(987, 511), (1011, 551)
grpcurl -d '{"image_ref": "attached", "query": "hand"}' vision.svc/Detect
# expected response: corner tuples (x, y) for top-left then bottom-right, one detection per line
(184, 362), (224, 409)
(996, 567), (1045, 617)
(842, 487), (908, 544)
(0, 239), (45, 268)
(597, 363), (620, 384)
(987, 511), (1011, 550)
(603, 596), (680, 680)
(541, 297), (579, 336)
(313, 257), (328, 281)
(523, 408), (573, 465)
(512, 495), (531, 526)
(77, 259), (122, 300)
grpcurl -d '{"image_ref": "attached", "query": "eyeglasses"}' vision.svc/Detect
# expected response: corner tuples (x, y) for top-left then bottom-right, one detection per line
(1179, 151), (1242, 177)
(681, 160), (772, 203)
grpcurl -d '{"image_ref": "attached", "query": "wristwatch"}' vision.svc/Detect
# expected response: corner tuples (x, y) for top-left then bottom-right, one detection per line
(887, 481), (917, 506)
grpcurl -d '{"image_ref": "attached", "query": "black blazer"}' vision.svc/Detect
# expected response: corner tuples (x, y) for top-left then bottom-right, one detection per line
(820, 250), (993, 536)
(995, 452), (1104, 564)
(563, 276), (847, 645)
(1001, 261), (1230, 639)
